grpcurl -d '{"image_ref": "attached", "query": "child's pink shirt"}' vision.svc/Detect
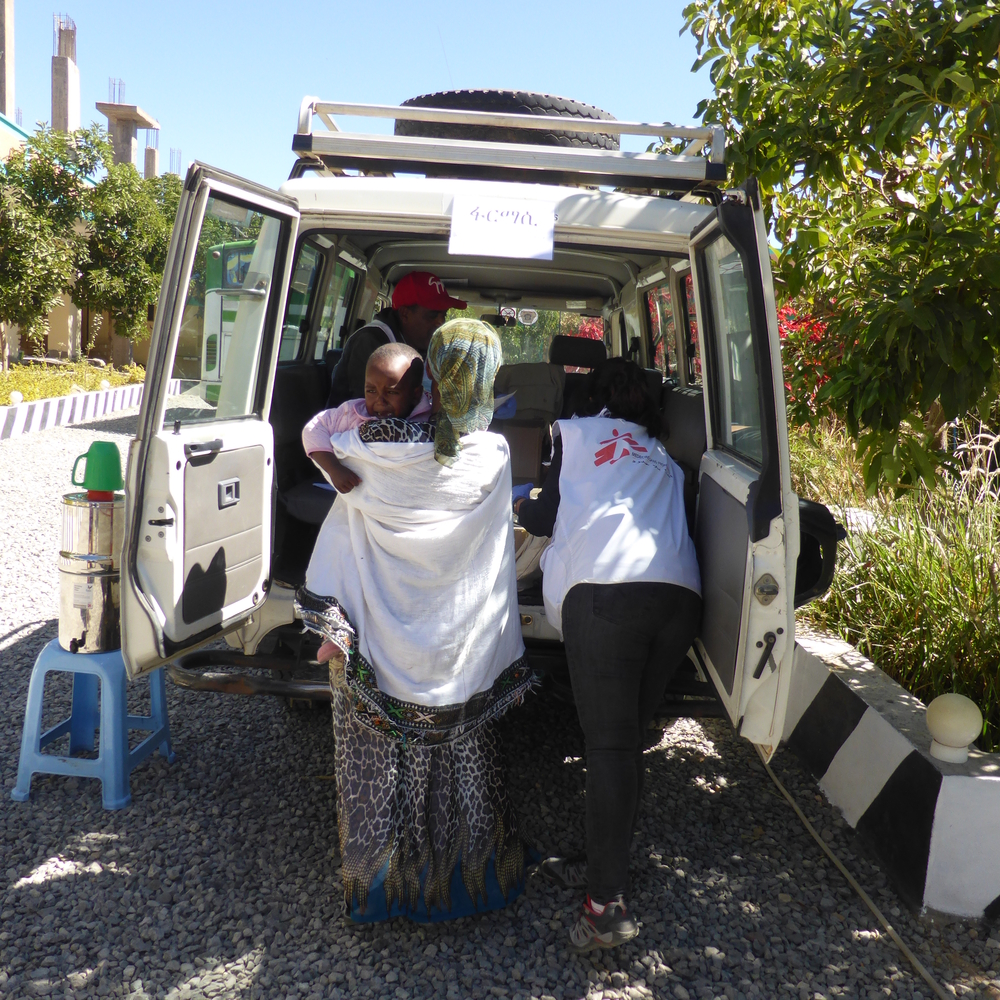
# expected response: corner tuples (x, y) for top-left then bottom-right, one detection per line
(301, 393), (434, 456)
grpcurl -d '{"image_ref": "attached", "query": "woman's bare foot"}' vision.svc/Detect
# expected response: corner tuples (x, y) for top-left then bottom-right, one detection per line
(319, 640), (347, 687)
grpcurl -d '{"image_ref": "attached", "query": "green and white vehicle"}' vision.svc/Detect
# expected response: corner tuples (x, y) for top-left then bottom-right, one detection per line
(201, 240), (320, 389)
(200, 240), (256, 390)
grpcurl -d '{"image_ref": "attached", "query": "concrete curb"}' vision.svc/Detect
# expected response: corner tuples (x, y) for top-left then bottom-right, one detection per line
(0, 380), (183, 439)
(783, 633), (1000, 918)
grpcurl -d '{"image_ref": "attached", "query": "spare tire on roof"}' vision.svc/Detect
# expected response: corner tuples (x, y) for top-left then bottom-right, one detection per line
(394, 89), (619, 151)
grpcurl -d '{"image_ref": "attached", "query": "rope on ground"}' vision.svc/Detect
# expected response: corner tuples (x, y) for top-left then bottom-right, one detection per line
(755, 746), (950, 1000)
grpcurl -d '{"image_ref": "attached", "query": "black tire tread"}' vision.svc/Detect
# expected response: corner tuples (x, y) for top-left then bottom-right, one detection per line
(395, 89), (619, 151)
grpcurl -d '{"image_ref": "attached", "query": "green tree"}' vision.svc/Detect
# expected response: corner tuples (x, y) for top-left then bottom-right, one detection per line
(74, 159), (174, 342)
(0, 125), (182, 362)
(0, 126), (101, 367)
(0, 184), (77, 369)
(683, 0), (1000, 489)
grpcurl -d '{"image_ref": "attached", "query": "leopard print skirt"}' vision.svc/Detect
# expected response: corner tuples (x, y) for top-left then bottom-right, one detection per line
(298, 590), (535, 922)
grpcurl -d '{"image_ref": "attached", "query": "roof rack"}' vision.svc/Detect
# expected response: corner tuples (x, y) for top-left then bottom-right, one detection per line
(291, 98), (727, 191)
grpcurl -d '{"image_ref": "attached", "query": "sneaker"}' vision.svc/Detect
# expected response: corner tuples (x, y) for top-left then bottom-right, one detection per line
(536, 854), (588, 890)
(569, 895), (639, 952)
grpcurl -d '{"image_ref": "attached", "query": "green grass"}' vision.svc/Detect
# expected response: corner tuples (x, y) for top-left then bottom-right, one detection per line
(791, 421), (1000, 752)
(0, 361), (146, 406)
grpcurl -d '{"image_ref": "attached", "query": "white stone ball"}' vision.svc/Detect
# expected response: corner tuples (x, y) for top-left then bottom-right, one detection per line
(926, 693), (982, 758)
(9, 390), (23, 405)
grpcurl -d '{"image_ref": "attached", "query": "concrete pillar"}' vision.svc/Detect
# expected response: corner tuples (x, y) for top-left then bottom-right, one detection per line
(111, 323), (133, 367)
(144, 145), (158, 179)
(0, 0), (13, 118)
(96, 104), (160, 167)
(46, 293), (82, 359)
(51, 18), (79, 133)
(109, 118), (137, 167)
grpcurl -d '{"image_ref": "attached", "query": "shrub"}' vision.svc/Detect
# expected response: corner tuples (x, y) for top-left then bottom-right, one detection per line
(791, 421), (1000, 752)
(778, 302), (841, 428)
(0, 361), (145, 406)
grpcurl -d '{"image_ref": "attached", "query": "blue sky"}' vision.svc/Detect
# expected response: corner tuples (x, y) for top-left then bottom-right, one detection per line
(11, 1), (714, 188)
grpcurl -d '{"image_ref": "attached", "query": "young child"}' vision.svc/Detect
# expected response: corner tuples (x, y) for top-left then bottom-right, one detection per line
(302, 341), (432, 493)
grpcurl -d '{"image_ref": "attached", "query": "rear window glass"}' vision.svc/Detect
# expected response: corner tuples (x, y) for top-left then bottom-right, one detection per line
(680, 274), (702, 386)
(645, 285), (679, 376)
(314, 262), (359, 359)
(447, 307), (606, 367)
(644, 276), (701, 385)
(278, 243), (323, 362)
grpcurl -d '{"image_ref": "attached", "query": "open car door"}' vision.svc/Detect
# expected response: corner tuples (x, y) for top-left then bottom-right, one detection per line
(121, 164), (300, 678)
(688, 181), (799, 759)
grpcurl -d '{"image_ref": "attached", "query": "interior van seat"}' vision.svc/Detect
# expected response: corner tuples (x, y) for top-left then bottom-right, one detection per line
(491, 362), (565, 485)
(269, 360), (336, 584)
(661, 383), (707, 534)
(548, 335), (606, 417)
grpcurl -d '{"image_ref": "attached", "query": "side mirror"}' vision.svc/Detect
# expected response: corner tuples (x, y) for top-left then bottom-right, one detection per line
(794, 497), (846, 609)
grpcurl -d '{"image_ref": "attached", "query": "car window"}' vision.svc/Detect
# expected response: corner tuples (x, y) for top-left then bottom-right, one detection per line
(278, 243), (323, 362)
(702, 235), (761, 463)
(223, 247), (254, 288)
(163, 196), (284, 427)
(448, 307), (606, 367)
(314, 261), (359, 359)
(645, 284), (679, 377)
(679, 272), (702, 386)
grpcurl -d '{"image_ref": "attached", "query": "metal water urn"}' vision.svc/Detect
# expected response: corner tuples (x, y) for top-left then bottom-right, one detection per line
(58, 442), (126, 653)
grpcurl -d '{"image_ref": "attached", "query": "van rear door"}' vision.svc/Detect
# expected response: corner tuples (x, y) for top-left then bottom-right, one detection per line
(688, 183), (798, 759)
(120, 164), (300, 678)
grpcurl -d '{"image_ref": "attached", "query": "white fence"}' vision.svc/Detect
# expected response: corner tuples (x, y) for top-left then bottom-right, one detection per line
(0, 380), (184, 440)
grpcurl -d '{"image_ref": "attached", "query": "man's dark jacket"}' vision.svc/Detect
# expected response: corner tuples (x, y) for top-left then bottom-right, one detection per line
(326, 308), (407, 408)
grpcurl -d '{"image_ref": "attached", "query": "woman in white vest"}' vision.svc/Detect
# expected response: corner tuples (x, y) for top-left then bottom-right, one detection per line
(515, 358), (702, 952)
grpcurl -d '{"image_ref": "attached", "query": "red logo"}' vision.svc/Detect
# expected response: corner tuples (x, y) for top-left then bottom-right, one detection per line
(594, 428), (647, 466)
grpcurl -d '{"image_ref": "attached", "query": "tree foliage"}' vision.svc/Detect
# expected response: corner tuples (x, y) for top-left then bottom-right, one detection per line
(0, 125), (180, 354)
(73, 159), (172, 340)
(0, 183), (77, 354)
(0, 126), (101, 355)
(683, 0), (1000, 489)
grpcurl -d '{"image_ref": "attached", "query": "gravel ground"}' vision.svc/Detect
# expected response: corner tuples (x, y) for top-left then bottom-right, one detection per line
(1, 413), (997, 1000)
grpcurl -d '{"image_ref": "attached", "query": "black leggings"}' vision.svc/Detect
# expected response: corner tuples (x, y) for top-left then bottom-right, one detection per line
(562, 581), (703, 903)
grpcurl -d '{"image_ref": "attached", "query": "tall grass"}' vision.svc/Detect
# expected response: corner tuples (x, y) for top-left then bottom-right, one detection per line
(0, 361), (145, 405)
(791, 421), (1000, 752)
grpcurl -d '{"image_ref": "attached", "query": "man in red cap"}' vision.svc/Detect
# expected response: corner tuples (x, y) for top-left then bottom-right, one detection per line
(327, 271), (466, 408)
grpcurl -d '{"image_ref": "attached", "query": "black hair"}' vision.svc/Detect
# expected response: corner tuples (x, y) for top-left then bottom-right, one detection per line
(367, 342), (425, 389)
(586, 358), (662, 438)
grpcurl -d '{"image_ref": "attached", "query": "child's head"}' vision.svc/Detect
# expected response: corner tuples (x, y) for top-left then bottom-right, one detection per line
(364, 343), (425, 418)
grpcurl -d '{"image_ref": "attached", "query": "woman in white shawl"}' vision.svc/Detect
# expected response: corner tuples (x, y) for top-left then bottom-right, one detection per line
(296, 319), (534, 923)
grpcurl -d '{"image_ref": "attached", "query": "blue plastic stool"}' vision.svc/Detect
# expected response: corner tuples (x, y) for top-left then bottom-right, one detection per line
(11, 639), (175, 809)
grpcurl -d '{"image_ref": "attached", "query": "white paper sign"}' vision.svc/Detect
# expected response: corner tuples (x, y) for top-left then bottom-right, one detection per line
(448, 195), (556, 260)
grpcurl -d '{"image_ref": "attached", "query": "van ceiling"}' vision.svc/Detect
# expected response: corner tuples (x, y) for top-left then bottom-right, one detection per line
(314, 229), (680, 309)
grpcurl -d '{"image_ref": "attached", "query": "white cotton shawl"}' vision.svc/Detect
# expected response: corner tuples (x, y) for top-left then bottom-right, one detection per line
(304, 428), (525, 708)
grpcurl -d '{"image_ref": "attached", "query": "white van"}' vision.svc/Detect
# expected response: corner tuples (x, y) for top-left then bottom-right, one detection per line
(120, 91), (841, 760)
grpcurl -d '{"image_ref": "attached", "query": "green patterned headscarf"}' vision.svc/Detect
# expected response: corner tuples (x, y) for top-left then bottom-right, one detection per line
(426, 319), (502, 466)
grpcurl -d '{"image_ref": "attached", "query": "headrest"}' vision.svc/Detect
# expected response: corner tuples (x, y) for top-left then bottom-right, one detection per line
(662, 384), (707, 472)
(548, 335), (607, 369)
(493, 363), (565, 423)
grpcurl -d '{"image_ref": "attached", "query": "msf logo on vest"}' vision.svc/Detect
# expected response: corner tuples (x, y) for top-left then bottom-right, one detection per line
(594, 428), (647, 467)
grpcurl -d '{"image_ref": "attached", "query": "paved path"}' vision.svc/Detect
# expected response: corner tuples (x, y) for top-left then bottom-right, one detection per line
(0, 413), (995, 1000)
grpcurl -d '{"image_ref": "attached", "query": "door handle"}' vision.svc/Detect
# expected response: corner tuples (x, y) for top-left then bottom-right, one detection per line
(752, 631), (777, 679)
(218, 477), (241, 509)
(184, 439), (223, 457)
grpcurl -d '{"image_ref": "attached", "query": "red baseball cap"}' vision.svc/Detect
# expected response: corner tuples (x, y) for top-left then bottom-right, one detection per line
(391, 271), (467, 311)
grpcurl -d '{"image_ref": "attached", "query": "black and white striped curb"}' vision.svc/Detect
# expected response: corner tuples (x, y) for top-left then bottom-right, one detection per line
(0, 380), (184, 439)
(783, 633), (1000, 919)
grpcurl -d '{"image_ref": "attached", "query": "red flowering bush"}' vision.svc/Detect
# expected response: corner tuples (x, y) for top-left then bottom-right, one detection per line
(778, 302), (840, 427)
